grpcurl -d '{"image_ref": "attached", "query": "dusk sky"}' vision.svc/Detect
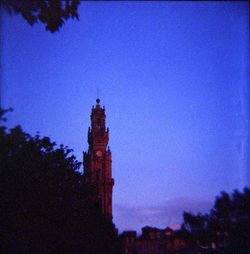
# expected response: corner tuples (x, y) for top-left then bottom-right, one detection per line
(1, 2), (249, 233)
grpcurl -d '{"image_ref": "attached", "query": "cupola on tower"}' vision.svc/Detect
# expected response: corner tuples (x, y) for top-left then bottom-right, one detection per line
(83, 99), (114, 221)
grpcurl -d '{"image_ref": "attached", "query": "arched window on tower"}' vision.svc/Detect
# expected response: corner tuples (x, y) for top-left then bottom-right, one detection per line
(95, 198), (102, 212)
(97, 118), (101, 128)
(96, 168), (101, 181)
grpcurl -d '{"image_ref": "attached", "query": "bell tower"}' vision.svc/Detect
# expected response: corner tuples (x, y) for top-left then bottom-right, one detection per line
(83, 99), (114, 221)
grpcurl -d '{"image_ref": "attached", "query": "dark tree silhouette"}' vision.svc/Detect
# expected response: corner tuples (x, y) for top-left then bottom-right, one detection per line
(181, 188), (250, 253)
(0, 109), (121, 254)
(1, 0), (80, 32)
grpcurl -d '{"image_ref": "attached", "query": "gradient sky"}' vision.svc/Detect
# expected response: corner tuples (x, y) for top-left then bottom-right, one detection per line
(1, 2), (249, 234)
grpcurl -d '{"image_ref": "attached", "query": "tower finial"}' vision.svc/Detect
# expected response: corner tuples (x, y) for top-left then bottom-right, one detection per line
(96, 98), (100, 104)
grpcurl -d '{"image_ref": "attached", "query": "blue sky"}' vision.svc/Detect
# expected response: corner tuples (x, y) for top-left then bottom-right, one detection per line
(1, 1), (249, 233)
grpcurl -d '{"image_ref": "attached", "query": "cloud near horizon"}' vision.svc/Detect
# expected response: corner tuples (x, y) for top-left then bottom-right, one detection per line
(113, 196), (213, 234)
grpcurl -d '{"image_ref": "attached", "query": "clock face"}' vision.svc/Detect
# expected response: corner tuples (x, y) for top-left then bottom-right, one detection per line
(96, 150), (102, 157)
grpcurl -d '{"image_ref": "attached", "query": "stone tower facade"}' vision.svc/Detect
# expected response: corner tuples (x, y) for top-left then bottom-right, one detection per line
(83, 99), (114, 221)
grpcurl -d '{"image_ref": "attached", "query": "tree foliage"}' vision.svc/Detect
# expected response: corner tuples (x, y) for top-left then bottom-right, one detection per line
(0, 109), (121, 253)
(181, 188), (250, 253)
(1, 0), (80, 32)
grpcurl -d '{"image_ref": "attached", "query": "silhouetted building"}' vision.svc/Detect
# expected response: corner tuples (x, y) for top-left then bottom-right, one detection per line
(120, 225), (234, 254)
(83, 99), (114, 221)
(120, 231), (137, 254)
(120, 226), (188, 254)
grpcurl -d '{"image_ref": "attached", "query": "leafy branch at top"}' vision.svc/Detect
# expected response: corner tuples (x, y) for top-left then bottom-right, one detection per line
(1, 0), (80, 32)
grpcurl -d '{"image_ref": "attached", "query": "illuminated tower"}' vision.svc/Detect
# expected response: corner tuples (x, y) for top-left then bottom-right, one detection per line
(83, 99), (114, 220)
